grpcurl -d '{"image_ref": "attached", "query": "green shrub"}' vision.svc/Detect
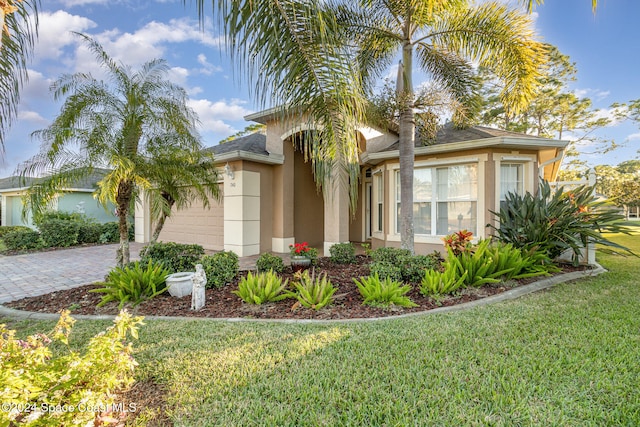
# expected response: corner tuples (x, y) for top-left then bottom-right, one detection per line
(0, 225), (31, 238)
(329, 242), (356, 264)
(289, 269), (337, 310)
(369, 247), (442, 283)
(353, 273), (418, 308)
(139, 241), (205, 273)
(38, 218), (80, 247)
(233, 270), (289, 304)
(77, 222), (103, 244)
(91, 261), (169, 308)
(256, 252), (285, 273)
(201, 251), (239, 288)
(403, 253), (443, 283)
(444, 240), (506, 288)
(0, 310), (142, 427)
(99, 221), (120, 243)
(490, 180), (634, 264)
(2, 229), (42, 251)
(420, 268), (467, 297)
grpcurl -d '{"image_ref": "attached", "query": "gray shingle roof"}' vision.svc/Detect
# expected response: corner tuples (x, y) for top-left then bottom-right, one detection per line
(204, 132), (268, 156)
(0, 168), (111, 191)
(382, 123), (551, 151)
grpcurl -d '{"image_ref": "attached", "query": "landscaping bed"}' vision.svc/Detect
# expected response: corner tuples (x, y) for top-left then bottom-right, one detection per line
(5, 255), (588, 320)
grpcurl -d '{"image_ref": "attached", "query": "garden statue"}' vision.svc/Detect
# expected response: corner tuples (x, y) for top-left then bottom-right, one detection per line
(191, 264), (207, 310)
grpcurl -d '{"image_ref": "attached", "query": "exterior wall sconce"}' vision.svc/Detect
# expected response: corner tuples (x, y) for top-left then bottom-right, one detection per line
(224, 163), (234, 179)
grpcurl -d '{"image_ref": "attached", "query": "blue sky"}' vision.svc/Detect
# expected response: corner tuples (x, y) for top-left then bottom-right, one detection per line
(1, 0), (639, 175)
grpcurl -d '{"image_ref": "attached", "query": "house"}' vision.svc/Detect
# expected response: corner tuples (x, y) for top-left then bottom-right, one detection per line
(135, 109), (568, 256)
(0, 168), (117, 228)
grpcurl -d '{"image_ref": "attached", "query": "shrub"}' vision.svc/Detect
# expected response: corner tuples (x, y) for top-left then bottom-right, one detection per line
(0, 310), (142, 427)
(233, 270), (289, 304)
(442, 230), (474, 257)
(2, 229), (42, 251)
(369, 247), (442, 283)
(201, 251), (239, 288)
(444, 240), (506, 288)
(490, 180), (634, 264)
(139, 241), (205, 273)
(420, 268), (467, 298)
(99, 221), (120, 243)
(353, 273), (418, 308)
(0, 225), (31, 238)
(91, 261), (169, 308)
(77, 222), (103, 244)
(289, 269), (337, 310)
(403, 253), (443, 283)
(329, 242), (356, 264)
(256, 252), (285, 273)
(38, 218), (80, 247)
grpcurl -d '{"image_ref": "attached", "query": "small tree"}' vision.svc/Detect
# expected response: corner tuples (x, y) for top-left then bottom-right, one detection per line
(20, 33), (205, 267)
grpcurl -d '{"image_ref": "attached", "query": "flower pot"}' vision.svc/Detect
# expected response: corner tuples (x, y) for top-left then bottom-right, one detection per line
(291, 255), (311, 272)
(166, 272), (194, 297)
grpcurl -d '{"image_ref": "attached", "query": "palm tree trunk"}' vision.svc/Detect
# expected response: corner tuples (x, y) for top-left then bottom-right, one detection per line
(116, 180), (133, 268)
(398, 43), (415, 253)
(151, 213), (166, 244)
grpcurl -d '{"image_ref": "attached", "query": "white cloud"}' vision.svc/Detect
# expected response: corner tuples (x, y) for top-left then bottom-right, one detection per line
(34, 11), (97, 60)
(17, 111), (49, 126)
(574, 87), (611, 101)
(59, 0), (110, 6)
(188, 98), (253, 134)
(627, 132), (640, 141)
(195, 54), (223, 75)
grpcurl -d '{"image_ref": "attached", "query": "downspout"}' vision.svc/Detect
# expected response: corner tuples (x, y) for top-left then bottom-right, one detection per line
(538, 148), (565, 180)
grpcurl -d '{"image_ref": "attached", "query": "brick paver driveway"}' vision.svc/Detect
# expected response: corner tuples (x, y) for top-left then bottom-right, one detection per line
(0, 243), (143, 303)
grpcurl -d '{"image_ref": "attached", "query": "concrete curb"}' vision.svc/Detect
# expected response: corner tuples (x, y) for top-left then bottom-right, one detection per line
(0, 264), (607, 324)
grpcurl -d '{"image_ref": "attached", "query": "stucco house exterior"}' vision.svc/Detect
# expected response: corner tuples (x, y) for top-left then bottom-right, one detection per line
(0, 169), (117, 228)
(135, 110), (569, 256)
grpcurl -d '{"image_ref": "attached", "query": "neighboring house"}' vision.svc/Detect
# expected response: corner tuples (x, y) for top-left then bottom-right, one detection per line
(135, 109), (569, 256)
(0, 168), (116, 228)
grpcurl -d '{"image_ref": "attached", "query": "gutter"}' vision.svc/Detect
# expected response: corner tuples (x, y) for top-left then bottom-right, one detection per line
(213, 150), (285, 165)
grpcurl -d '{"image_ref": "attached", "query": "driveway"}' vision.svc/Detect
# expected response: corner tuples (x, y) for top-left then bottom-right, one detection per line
(0, 243), (144, 303)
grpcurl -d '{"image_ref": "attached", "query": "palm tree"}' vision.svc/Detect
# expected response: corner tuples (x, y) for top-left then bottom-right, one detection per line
(195, 0), (545, 252)
(0, 0), (38, 152)
(522, 1), (597, 13)
(143, 144), (221, 243)
(19, 33), (204, 267)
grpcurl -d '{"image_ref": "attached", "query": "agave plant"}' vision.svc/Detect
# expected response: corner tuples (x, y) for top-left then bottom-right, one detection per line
(354, 273), (417, 308)
(289, 269), (337, 310)
(91, 261), (169, 309)
(233, 270), (289, 305)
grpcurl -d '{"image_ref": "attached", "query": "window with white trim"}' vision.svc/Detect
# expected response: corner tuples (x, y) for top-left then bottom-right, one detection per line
(395, 164), (477, 236)
(500, 163), (524, 211)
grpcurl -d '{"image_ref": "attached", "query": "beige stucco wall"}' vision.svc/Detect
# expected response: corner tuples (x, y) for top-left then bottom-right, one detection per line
(293, 148), (324, 248)
(240, 161), (274, 253)
(158, 185), (224, 250)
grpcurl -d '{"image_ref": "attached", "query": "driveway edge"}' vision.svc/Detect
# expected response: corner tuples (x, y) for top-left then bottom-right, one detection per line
(0, 264), (607, 324)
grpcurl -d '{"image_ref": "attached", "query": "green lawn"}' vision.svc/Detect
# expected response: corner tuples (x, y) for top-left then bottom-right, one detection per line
(4, 225), (640, 426)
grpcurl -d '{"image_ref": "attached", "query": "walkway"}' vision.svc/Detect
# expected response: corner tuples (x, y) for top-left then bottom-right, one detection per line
(0, 243), (276, 304)
(0, 243), (144, 303)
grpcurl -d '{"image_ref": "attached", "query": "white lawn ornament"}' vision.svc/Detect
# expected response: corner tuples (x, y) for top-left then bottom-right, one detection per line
(191, 264), (207, 310)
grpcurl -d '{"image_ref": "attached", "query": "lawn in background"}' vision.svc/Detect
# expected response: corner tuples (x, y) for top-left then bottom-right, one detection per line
(3, 224), (640, 426)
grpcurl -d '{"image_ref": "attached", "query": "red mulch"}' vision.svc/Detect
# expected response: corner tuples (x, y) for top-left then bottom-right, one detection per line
(5, 255), (588, 320)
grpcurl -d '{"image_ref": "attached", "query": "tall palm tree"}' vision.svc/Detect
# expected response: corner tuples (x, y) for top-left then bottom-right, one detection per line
(19, 33), (204, 267)
(522, 0), (597, 13)
(339, 0), (545, 251)
(195, 0), (545, 252)
(0, 0), (38, 152)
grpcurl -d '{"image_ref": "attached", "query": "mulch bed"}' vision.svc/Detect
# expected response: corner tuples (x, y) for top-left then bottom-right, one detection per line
(5, 255), (589, 320)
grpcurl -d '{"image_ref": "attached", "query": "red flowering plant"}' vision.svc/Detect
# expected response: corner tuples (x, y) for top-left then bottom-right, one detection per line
(442, 230), (474, 257)
(289, 241), (318, 263)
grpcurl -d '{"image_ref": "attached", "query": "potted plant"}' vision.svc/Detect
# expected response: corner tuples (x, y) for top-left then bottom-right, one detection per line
(289, 242), (317, 272)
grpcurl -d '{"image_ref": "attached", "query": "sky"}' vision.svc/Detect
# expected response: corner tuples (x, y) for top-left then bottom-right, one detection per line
(1, 0), (639, 175)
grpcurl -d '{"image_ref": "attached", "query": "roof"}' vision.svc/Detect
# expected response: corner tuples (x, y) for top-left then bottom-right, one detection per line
(382, 123), (551, 151)
(204, 132), (268, 156)
(0, 168), (111, 192)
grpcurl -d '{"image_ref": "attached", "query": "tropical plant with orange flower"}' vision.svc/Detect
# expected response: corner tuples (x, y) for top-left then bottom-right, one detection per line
(442, 230), (474, 257)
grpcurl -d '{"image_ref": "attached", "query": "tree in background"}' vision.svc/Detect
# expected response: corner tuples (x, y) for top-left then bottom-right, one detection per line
(0, 0), (38, 153)
(19, 33), (206, 267)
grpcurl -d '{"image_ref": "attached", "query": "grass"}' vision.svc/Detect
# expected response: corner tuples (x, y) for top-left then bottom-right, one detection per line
(4, 225), (640, 425)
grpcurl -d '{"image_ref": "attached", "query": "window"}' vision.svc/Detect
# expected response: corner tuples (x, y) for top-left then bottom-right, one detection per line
(395, 164), (477, 236)
(375, 173), (383, 232)
(500, 163), (524, 210)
